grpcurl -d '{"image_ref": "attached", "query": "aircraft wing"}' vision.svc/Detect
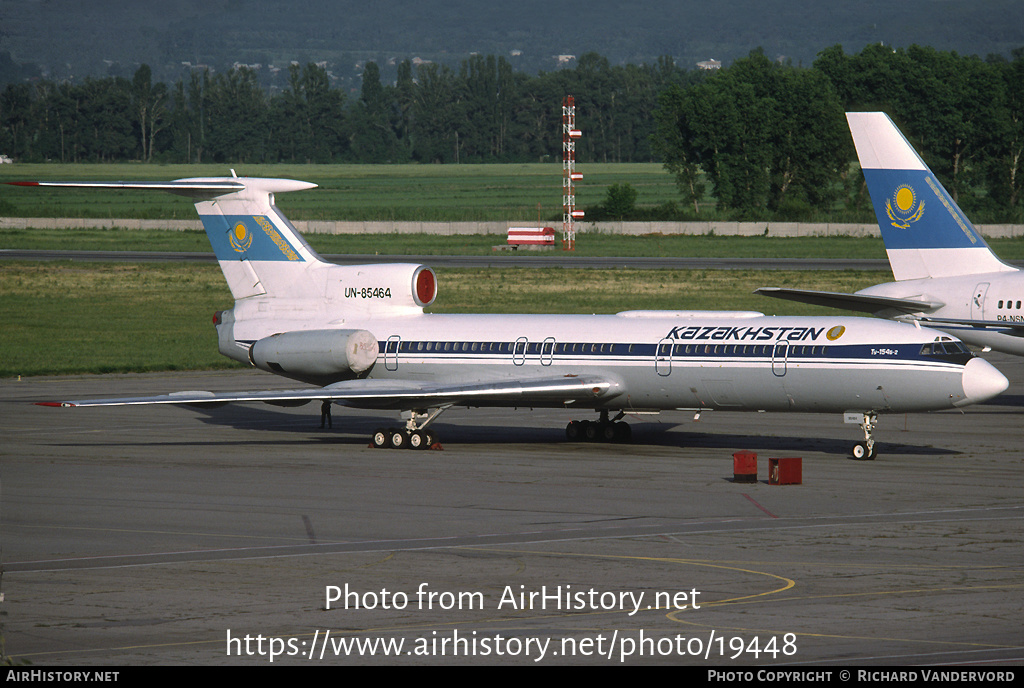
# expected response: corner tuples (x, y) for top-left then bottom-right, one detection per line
(915, 316), (1024, 334)
(36, 375), (619, 409)
(754, 287), (943, 315)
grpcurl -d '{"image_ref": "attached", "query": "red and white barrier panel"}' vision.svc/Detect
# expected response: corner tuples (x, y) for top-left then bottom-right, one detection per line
(507, 227), (556, 246)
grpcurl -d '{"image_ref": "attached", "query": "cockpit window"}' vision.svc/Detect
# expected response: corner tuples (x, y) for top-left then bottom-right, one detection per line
(920, 338), (974, 365)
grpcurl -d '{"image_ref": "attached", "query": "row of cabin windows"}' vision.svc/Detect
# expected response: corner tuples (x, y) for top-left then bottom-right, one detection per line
(661, 343), (829, 357)
(391, 340), (831, 357)
(997, 299), (1022, 309)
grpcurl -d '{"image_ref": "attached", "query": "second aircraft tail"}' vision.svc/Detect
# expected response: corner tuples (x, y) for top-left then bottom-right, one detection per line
(846, 112), (1015, 281)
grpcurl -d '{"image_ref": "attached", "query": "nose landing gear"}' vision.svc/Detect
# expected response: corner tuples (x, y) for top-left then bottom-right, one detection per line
(850, 412), (878, 460)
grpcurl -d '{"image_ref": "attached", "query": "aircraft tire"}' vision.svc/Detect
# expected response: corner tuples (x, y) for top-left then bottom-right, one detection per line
(409, 430), (429, 450)
(565, 420), (582, 441)
(615, 422), (632, 443)
(601, 423), (618, 442)
(372, 428), (389, 449)
(852, 442), (876, 460)
(389, 429), (409, 449)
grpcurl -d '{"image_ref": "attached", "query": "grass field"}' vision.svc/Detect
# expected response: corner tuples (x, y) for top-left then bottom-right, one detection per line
(1, 261), (883, 377)
(0, 162), (685, 222)
(1, 225), (902, 258)
(6, 226), (1024, 260)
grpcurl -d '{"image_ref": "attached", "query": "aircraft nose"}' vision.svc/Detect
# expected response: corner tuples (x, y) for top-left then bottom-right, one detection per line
(957, 357), (1009, 406)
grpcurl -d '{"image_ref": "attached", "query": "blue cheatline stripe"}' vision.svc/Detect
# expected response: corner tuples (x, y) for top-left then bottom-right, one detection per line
(862, 169), (984, 250)
(200, 214), (304, 262)
(373, 340), (961, 366)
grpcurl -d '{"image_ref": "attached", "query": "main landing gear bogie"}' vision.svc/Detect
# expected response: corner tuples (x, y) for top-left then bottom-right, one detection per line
(370, 405), (446, 448)
(565, 411), (632, 444)
(372, 427), (437, 450)
(370, 408), (447, 450)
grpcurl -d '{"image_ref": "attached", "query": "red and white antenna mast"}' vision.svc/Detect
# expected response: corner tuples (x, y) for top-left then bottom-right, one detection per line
(562, 95), (583, 250)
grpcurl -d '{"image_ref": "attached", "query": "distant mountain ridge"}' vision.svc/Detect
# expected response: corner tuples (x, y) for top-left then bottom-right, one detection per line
(2, 0), (1022, 87)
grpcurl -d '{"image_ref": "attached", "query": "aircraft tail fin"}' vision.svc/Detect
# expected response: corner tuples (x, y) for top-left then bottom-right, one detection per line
(182, 177), (328, 300)
(13, 177), (327, 300)
(846, 112), (1015, 281)
(9, 175), (436, 316)
(9, 174), (441, 371)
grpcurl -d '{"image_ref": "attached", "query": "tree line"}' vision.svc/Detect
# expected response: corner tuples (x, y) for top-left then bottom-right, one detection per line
(654, 45), (1024, 221)
(2, 45), (1022, 221)
(0, 53), (690, 167)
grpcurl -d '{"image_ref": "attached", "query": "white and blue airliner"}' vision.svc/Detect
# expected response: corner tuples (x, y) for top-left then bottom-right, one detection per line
(14, 171), (1008, 459)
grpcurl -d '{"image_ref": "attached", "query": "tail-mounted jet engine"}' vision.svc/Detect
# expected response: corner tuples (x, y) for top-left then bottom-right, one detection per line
(329, 264), (437, 312)
(248, 329), (378, 383)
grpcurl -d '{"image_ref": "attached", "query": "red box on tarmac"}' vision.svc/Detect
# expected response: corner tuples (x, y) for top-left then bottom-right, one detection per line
(732, 451), (757, 483)
(768, 457), (802, 485)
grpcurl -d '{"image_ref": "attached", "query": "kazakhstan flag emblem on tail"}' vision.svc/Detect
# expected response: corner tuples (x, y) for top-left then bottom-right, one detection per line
(886, 184), (925, 229)
(229, 221), (253, 252)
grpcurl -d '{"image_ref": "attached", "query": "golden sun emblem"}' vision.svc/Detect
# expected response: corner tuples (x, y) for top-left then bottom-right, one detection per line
(229, 222), (252, 252)
(826, 325), (846, 341)
(885, 184), (924, 229)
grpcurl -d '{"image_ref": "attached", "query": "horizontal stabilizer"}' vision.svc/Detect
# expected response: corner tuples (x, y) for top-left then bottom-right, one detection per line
(755, 287), (943, 315)
(7, 177), (317, 200)
(6, 180), (245, 199)
(36, 375), (619, 410)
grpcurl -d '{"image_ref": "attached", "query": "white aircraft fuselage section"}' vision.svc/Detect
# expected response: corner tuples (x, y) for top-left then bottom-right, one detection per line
(857, 271), (1024, 356)
(217, 302), (991, 414)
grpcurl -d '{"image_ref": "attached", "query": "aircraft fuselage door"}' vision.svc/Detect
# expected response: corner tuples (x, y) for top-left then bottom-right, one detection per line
(656, 338), (672, 376)
(512, 337), (528, 366)
(772, 341), (789, 377)
(385, 335), (400, 371)
(540, 337), (555, 366)
(972, 282), (990, 319)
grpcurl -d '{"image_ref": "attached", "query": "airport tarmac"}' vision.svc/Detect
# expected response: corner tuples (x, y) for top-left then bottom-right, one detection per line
(1, 355), (1022, 665)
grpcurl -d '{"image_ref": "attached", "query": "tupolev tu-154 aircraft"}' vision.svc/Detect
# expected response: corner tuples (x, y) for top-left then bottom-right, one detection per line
(12, 174), (1009, 459)
(759, 111), (1024, 358)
